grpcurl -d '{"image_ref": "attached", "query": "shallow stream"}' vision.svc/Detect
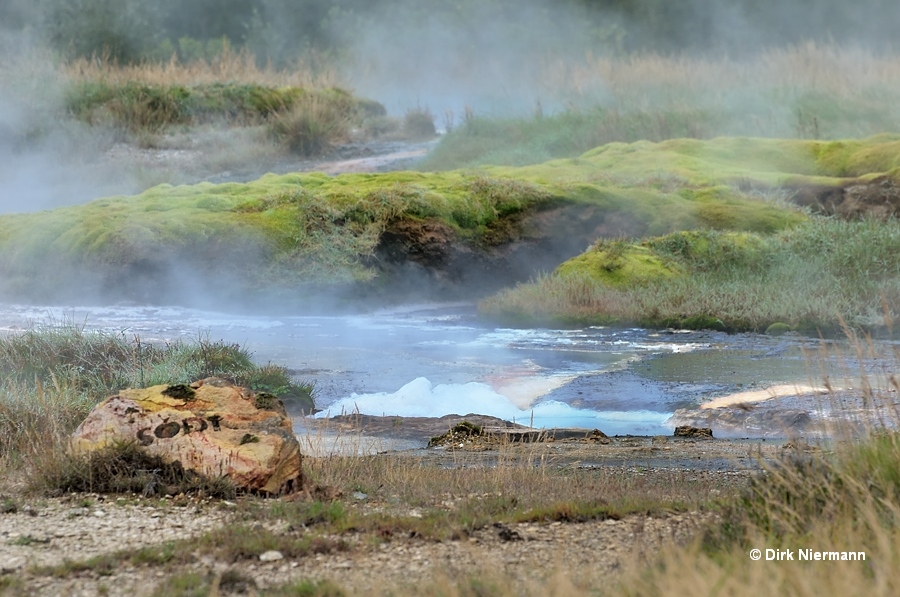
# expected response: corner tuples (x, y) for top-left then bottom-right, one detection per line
(0, 301), (873, 438)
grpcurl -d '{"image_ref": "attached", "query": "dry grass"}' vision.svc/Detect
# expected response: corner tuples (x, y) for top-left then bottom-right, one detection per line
(426, 42), (900, 169)
(61, 48), (342, 89)
(269, 92), (356, 156)
(547, 42), (900, 114)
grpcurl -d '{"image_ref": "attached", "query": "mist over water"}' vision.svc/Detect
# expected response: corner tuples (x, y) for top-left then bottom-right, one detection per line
(316, 377), (672, 435)
(0, 301), (835, 437)
(0, 2), (897, 440)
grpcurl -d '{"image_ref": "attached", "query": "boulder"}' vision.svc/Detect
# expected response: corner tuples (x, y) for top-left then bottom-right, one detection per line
(70, 378), (303, 495)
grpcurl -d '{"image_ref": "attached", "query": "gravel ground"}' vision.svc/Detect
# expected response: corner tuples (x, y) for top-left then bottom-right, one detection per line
(0, 434), (776, 596)
(0, 495), (715, 596)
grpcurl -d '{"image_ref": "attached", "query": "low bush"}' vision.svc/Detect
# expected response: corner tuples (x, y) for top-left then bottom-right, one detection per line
(269, 91), (356, 156)
(401, 106), (436, 139)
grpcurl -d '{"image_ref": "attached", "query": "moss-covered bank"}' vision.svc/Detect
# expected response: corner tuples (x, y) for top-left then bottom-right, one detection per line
(4, 135), (900, 315)
(480, 220), (900, 333)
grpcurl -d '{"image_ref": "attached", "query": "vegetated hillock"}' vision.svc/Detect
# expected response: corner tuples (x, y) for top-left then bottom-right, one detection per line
(479, 136), (900, 333)
(421, 45), (900, 171)
(2, 134), (846, 310)
(65, 81), (382, 130)
(482, 220), (900, 333)
(63, 80), (386, 156)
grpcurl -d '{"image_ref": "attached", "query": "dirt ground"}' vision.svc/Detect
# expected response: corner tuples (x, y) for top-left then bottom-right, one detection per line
(0, 424), (794, 596)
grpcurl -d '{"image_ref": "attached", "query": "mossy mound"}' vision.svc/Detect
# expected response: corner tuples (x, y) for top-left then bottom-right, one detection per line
(481, 218), (900, 334)
(764, 322), (794, 336)
(555, 241), (681, 288)
(7, 135), (900, 309)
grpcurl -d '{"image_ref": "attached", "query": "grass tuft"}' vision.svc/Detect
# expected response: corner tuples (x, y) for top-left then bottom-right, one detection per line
(29, 439), (237, 497)
(269, 90), (357, 156)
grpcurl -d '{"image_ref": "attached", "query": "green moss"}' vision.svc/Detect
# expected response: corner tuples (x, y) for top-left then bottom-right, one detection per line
(646, 230), (774, 274)
(239, 433), (260, 445)
(162, 384), (196, 401)
(555, 242), (681, 288)
(678, 315), (728, 332)
(764, 322), (793, 336)
(811, 135), (900, 177)
(253, 392), (280, 411)
(10, 135), (900, 307)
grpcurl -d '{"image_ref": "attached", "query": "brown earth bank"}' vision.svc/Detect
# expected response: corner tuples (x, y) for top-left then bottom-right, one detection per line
(787, 175), (900, 219)
(363, 202), (614, 303)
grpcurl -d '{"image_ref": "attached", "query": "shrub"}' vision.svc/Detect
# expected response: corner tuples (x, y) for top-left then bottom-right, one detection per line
(402, 106), (436, 139)
(270, 92), (353, 156)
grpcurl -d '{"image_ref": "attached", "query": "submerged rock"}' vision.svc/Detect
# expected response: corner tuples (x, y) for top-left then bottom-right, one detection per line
(669, 407), (812, 438)
(70, 378), (303, 494)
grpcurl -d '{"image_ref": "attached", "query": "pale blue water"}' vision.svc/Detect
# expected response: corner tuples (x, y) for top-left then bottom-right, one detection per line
(0, 301), (836, 436)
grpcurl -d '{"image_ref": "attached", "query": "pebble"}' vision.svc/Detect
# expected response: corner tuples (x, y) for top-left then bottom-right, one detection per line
(0, 555), (25, 573)
(259, 550), (284, 562)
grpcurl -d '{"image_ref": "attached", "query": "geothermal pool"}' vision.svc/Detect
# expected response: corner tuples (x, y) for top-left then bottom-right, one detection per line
(0, 301), (860, 436)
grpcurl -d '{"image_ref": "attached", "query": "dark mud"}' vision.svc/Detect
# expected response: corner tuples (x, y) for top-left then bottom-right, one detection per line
(298, 411), (794, 473)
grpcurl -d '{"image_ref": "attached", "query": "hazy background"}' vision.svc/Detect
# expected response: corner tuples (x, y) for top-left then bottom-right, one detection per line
(4, 0), (900, 114)
(2, 0), (900, 212)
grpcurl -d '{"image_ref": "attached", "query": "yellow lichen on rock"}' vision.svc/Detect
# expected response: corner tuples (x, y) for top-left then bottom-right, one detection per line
(71, 379), (303, 495)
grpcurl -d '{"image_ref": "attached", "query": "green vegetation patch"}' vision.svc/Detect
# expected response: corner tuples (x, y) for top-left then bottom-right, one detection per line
(64, 81), (379, 135)
(555, 240), (681, 288)
(423, 83), (900, 170)
(6, 135), (900, 316)
(481, 219), (900, 333)
(0, 169), (559, 301)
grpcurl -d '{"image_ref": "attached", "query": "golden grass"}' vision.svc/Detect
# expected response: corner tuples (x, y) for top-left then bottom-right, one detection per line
(60, 47), (342, 89)
(47, 42), (900, 116)
(548, 42), (900, 107)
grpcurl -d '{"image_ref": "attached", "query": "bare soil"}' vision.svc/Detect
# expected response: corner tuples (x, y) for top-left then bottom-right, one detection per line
(788, 175), (900, 219)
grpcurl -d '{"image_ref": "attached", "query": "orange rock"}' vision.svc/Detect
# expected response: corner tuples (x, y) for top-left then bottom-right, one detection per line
(71, 378), (303, 494)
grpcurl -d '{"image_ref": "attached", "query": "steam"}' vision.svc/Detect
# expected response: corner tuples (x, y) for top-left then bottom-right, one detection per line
(315, 376), (671, 435)
(337, 0), (900, 121)
(339, 1), (598, 120)
(0, 31), (142, 214)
